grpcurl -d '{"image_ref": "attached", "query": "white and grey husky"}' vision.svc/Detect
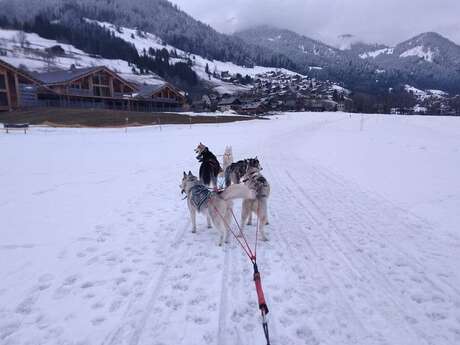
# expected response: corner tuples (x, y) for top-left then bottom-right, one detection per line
(222, 146), (234, 172)
(240, 167), (271, 241)
(180, 171), (255, 246)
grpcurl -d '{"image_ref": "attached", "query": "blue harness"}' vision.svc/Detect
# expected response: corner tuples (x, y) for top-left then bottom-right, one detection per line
(190, 185), (213, 211)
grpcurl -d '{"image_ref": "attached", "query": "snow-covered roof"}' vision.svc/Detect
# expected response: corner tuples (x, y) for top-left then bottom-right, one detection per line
(33, 66), (100, 84)
(0, 58), (43, 85)
(133, 82), (167, 98)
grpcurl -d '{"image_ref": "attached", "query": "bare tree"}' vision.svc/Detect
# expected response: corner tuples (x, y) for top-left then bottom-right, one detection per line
(15, 31), (29, 48)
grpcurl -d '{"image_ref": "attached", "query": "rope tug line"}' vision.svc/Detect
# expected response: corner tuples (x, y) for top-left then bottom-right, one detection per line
(210, 198), (271, 345)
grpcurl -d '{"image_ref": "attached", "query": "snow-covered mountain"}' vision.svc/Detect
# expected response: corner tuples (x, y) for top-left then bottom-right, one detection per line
(355, 32), (460, 92)
(236, 26), (460, 94)
(234, 26), (342, 74)
(359, 32), (460, 65)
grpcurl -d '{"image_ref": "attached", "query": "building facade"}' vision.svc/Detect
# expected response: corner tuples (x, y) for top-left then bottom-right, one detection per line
(0, 59), (45, 111)
(0, 59), (187, 113)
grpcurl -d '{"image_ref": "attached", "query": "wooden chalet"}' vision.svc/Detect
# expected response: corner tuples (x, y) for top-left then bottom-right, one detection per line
(217, 97), (241, 111)
(132, 82), (186, 112)
(0, 59), (46, 111)
(33, 66), (185, 112)
(239, 102), (266, 115)
(34, 66), (136, 98)
(32, 66), (138, 110)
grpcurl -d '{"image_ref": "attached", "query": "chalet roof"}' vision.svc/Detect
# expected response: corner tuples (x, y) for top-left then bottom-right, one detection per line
(0, 58), (43, 85)
(32, 66), (136, 91)
(134, 82), (167, 98)
(33, 66), (100, 84)
(132, 82), (185, 100)
(241, 102), (263, 110)
(218, 97), (240, 106)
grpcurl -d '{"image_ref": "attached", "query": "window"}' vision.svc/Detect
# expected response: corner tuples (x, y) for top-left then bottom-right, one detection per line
(113, 79), (122, 93)
(92, 72), (110, 86)
(0, 92), (8, 106)
(70, 82), (81, 89)
(0, 74), (7, 90)
(93, 86), (111, 97)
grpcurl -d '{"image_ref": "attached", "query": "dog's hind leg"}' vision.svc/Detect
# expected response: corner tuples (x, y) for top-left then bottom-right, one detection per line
(247, 207), (253, 225)
(217, 224), (225, 246)
(190, 208), (197, 233)
(258, 201), (269, 241)
(246, 200), (254, 225)
(240, 199), (251, 235)
(207, 214), (212, 229)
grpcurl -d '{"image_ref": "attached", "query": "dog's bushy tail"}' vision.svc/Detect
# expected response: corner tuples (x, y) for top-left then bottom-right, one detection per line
(220, 184), (255, 201)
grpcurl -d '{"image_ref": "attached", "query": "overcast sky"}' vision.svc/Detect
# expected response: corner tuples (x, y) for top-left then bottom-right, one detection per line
(169, 0), (460, 46)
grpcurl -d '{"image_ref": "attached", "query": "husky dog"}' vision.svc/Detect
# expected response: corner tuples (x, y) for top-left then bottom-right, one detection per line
(222, 146), (234, 172)
(240, 167), (271, 241)
(195, 143), (222, 188)
(180, 171), (255, 246)
(225, 157), (261, 187)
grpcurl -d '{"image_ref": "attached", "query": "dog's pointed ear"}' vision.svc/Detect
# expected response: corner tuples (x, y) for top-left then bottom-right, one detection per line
(183, 171), (187, 177)
(188, 170), (192, 176)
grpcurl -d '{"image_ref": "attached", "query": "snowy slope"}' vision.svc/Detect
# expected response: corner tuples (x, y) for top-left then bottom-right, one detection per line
(1, 113), (460, 345)
(0, 28), (164, 86)
(90, 20), (297, 95)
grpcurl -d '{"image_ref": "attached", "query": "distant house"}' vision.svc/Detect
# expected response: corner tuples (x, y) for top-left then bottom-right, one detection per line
(132, 82), (186, 111)
(0, 59), (48, 111)
(239, 102), (266, 115)
(218, 97), (241, 112)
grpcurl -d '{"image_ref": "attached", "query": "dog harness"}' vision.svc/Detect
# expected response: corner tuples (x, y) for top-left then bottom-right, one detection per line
(190, 185), (212, 211)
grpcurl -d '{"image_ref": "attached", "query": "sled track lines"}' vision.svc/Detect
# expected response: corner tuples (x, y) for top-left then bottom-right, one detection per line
(303, 164), (460, 298)
(102, 218), (191, 345)
(278, 160), (459, 344)
(266, 163), (382, 344)
(279, 168), (430, 343)
(217, 244), (232, 345)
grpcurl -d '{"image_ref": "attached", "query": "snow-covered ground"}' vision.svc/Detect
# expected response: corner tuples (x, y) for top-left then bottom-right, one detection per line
(1, 113), (460, 345)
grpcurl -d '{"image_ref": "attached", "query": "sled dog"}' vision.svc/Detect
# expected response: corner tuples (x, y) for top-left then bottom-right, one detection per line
(222, 146), (234, 172)
(240, 167), (271, 241)
(224, 157), (261, 187)
(195, 143), (222, 188)
(180, 171), (255, 246)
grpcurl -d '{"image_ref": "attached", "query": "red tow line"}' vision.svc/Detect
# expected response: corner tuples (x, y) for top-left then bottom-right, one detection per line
(210, 198), (271, 345)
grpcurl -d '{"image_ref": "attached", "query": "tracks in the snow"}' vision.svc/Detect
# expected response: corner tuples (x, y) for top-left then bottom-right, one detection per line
(264, 152), (460, 345)
(102, 218), (191, 345)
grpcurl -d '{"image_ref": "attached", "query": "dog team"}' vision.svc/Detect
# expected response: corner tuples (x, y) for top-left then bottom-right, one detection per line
(180, 143), (271, 246)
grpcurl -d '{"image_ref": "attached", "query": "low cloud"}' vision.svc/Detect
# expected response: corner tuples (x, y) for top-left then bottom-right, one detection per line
(170, 0), (460, 45)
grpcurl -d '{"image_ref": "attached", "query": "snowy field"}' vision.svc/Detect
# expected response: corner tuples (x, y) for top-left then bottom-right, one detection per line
(1, 112), (460, 345)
